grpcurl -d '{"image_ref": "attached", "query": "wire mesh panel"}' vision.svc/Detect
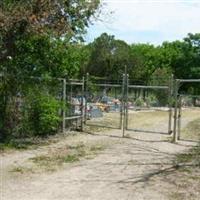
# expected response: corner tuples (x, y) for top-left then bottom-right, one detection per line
(85, 75), (123, 129)
(176, 81), (200, 141)
(126, 77), (173, 134)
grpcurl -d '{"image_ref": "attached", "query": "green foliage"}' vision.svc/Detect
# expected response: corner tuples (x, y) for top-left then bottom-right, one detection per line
(130, 43), (160, 80)
(0, 0), (101, 141)
(176, 143), (200, 167)
(0, 0), (101, 62)
(145, 95), (158, 107)
(0, 35), (86, 78)
(25, 91), (61, 136)
(134, 98), (145, 107)
(85, 33), (132, 79)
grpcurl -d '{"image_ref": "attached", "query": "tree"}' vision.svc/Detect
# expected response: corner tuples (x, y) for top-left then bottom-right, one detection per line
(85, 33), (132, 79)
(0, 0), (100, 62)
(130, 43), (160, 82)
(0, 0), (101, 141)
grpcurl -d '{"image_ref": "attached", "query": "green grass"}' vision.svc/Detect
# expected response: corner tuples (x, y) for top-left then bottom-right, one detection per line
(10, 166), (34, 174)
(176, 144), (200, 167)
(182, 118), (200, 141)
(63, 155), (80, 162)
(176, 117), (200, 167)
(0, 137), (50, 152)
(27, 143), (105, 172)
(10, 166), (26, 173)
(169, 192), (185, 200)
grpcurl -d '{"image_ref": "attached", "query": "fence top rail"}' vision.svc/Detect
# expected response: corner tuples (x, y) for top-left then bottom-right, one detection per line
(179, 94), (200, 98)
(0, 74), (65, 81)
(177, 79), (200, 83)
(66, 82), (83, 86)
(0, 75), (84, 83)
(128, 85), (169, 89)
(65, 116), (82, 120)
(93, 83), (122, 88)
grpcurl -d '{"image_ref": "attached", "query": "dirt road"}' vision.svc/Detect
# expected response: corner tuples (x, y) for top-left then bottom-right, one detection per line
(1, 109), (200, 200)
(1, 130), (199, 200)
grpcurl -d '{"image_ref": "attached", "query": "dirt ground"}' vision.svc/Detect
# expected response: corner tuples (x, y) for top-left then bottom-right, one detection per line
(1, 109), (200, 200)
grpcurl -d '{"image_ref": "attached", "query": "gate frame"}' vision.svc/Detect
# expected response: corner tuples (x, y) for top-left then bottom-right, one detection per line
(124, 74), (174, 136)
(173, 79), (200, 142)
(84, 73), (124, 130)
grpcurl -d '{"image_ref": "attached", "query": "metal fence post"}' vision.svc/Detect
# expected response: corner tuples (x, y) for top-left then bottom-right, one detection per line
(62, 78), (66, 133)
(121, 74), (125, 136)
(168, 74), (174, 134)
(80, 77), (85, 131)
(177, 95), (182, 140)
(122, 65), (128, 137)
(125, 74), (129, 130)
(84, 73), (89, 124)
(173, 79), (179, 142)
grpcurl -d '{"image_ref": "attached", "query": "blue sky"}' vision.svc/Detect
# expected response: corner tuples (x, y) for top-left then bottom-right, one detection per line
(85, 0), (200, 45)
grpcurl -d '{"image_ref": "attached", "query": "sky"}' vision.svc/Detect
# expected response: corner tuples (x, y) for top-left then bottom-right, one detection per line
(85, 0), (200, 45)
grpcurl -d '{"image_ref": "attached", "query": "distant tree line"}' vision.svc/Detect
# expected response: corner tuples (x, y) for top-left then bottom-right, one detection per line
(82, 33), (200, 82)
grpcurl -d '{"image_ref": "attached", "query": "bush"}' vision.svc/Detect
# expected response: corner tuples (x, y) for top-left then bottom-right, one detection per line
(145, 94), (158, 107)
(25, 91), (61, 136)
(134, 98), (145, 107)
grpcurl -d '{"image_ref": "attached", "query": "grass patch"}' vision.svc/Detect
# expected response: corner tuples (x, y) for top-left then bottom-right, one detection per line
(182, 118), (200, 140)
(0, 137), (50, 152)
(10, 166), (34, 174)
(175, 117), (200, 168)
(28, 142), (105, 172)
(10, 166), (26, 173)
(169, 192), (185, 200)
(89, 145), (104, 152)
(63, 155), (80, 163)
(31, 154), (80, 165)
(176, 144), (200, 167)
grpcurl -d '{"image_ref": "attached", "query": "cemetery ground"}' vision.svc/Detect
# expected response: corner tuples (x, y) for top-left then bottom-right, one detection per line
(1, 108), (200, 200)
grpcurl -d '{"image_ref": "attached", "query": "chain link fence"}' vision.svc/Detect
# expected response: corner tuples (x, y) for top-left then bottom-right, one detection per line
(1, 73), (199, 143)
(0, 75), (85, 141)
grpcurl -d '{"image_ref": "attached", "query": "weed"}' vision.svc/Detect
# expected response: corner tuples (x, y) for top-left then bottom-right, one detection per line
(10, 166), (25, 173)
(90, 145), (104, 152)
(10, 166), (33, 174)
(63, 155), (79, 163)
(176, 144), (200, 167)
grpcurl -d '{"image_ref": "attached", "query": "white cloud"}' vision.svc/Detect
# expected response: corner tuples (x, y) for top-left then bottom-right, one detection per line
(86, 0), (200, 44)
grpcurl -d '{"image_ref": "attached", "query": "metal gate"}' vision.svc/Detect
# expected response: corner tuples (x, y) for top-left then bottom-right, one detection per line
(124, 74), (173, 136)
(60, 74), (200, 143)
(123, 73), (173, 136)
(84, 72), (174, 137)
(173, 79), (200, 142)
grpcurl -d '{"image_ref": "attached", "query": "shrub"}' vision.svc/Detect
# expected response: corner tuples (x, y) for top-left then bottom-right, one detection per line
(134, 98), (145, 107)
(145, 94), (158, 107)
(25, 91), (61, 136)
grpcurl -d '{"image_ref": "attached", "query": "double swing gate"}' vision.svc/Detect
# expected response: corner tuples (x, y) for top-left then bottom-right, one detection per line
(83, 73), (173, 137)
